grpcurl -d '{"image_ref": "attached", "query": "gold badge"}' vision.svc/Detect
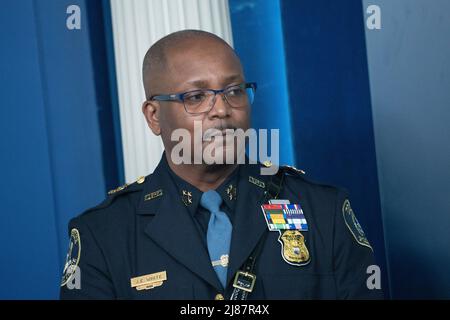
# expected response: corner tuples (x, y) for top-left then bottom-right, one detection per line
(130, 271), (167, 291)
(278, 230), (310, 266)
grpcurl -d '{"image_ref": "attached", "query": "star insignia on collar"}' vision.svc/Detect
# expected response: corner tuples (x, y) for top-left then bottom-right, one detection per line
(226, 184), (236, 201)
(182, 190), (193, 206)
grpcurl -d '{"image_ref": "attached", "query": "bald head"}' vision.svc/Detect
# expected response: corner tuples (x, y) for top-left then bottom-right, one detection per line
(142, 30), (238, 98)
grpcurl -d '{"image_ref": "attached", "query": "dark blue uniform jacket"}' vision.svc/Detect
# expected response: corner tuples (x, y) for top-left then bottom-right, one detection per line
(60, 155), (382, 300)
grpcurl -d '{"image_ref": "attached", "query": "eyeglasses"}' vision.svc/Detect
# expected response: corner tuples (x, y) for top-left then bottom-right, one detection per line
(148, 82), (257, 115)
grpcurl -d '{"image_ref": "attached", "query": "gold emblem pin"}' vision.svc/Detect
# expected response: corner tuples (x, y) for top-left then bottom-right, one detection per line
(263, 160), (272, 168)
(136, 176), (145, 184)
(279, 230), (310, 266)
(130, 271), (167, 291)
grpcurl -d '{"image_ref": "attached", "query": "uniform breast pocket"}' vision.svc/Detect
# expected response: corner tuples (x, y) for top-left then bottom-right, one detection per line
(260, 273), (337, 300)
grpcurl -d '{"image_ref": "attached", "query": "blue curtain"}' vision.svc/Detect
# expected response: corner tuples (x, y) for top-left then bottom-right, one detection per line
(0, 0), (121, 299)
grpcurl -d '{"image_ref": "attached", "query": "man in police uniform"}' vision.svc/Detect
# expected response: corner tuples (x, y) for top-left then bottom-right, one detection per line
(60, 30), (383, 299)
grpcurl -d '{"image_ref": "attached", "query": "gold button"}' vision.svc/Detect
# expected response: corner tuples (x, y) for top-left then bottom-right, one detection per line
(215, 293), (224, 300)
(136, 176), (145, 184)
(263, 160), (272, 167)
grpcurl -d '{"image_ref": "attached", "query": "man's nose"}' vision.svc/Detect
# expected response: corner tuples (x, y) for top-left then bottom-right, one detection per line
(208, 93), (231, 118)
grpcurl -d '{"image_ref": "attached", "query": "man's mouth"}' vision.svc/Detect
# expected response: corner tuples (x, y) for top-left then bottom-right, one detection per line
(203, 127), (237, 140)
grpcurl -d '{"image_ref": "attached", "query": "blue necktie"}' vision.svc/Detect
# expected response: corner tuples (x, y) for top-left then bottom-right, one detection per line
(200, 190), (232, 289)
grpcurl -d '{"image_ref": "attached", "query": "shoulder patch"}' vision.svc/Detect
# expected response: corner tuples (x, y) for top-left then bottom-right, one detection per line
(61, 228), (81, 287)
(85, 177), (146, 212)
(342, 199), (373, 251)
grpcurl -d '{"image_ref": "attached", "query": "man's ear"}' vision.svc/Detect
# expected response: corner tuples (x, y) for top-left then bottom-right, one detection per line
(142, 100), (161, 135)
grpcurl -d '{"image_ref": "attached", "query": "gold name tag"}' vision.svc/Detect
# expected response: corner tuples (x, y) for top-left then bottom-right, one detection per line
(130, 271), (167, 291)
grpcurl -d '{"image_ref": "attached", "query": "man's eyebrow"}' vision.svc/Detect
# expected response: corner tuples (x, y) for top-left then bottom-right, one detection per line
(184, 74), (244, 88)
(185, 79), (209, 88)
(222, 74), (244, 83)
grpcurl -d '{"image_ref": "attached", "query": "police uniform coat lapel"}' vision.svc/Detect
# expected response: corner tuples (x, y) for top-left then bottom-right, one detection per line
(226, 162), (269, 287)
(136, 159), (223, 292)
